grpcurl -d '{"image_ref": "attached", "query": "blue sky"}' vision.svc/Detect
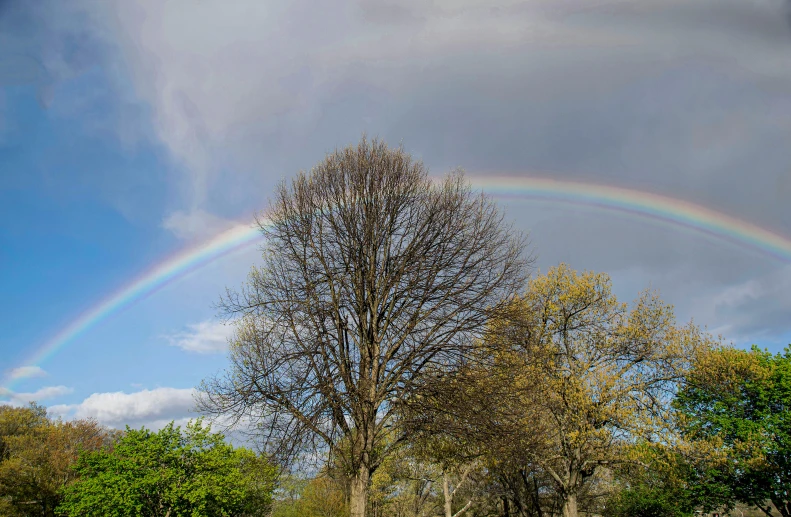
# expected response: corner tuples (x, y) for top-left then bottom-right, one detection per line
(2, 0), (791, 430)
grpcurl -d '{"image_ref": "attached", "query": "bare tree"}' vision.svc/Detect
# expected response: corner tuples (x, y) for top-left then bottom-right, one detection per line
(198, 138), (530, 517)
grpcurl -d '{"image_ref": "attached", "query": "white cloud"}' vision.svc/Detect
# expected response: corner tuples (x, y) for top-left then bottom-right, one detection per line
(49, 387), (197, 428)
(0, 385), (74, 406)
(165, 319), (234, 354)
(6, 365), (47, 380)
(161, 209), (237, 241)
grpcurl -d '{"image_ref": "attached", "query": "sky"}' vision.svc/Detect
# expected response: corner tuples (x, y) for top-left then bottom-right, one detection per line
(1, 0), (791, 431)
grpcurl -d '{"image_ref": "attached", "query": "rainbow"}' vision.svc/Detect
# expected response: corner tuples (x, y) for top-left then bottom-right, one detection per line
(1, 222), (266, 391)
(3, 175), (791, 392)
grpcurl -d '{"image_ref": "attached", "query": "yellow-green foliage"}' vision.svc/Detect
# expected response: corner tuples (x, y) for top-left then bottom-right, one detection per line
(483, 264), (717, 515)
(0, 404), (106, 517)
(271, 475), (348, 517)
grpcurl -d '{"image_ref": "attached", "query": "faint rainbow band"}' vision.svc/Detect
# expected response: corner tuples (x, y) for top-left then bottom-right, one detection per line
(472, 176), (791, 262)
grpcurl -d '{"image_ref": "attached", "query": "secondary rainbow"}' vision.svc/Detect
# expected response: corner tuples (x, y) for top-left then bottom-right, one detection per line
(4, 176), (791, 392)
(471, 176), (791, 262)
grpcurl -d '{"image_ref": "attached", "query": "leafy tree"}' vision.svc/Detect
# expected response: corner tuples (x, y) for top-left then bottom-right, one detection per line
(58, 420), (276, 517)
(300, 476), (349, 517)
(430, 265), (712, 517)
(604, 484), (692, 517)
(269, 475), (309, 517)
(0, 403), (49, 458)
(0, 403), (106, 517)
(270, 474), (348, 517)
(604, 444), (702, 517)
(674, 346), (791, 517)
(408, 432), (481, 517)
(199, 137), (529, 517)
(366, 442), (441, 517)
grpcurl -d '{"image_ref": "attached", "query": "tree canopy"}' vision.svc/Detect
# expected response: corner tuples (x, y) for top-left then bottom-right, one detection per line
(0, 403), (107, 517)
(675, 345), (791, 517)
(58, 420), (276, 517)
(405, 264), (714, 517)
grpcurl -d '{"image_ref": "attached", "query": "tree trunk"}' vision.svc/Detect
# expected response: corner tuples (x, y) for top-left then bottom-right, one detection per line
(533, 476), (544, 517)
(443, 472), (453, 517)
(561, 493), (578, 517)
(350, 465), (370, 517)
(771, 497), (790, 517)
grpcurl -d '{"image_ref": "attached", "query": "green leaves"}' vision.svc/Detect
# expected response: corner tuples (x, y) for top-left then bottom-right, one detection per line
(605, 483), (695, 517)
(57, 420), (277, 517)
(674, 346), (791, 516)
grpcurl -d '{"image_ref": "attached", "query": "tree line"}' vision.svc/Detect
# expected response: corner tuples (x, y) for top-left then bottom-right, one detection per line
(0, 406), (275, 516)
(2, 138), (789, 516)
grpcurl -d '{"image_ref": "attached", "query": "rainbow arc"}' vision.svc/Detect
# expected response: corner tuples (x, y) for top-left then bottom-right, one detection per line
(3, 175), (790, 391)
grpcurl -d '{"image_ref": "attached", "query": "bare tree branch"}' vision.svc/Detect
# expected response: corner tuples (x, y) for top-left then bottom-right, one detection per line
(197, 137), (530, 517)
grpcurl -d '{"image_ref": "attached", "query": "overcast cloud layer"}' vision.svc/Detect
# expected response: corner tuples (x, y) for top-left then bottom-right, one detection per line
(102, 0), (791, 341)
(2, 0), (791, 428)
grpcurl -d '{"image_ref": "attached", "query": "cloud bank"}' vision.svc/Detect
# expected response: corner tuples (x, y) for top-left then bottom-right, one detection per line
(49, 387), (198, 429)
(0, 385), (74, 406)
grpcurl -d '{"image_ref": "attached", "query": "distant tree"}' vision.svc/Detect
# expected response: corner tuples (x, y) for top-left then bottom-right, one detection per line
(603, 443), (703, 517)
(300, 476), (349, 517)
(199, 137), (529, 517)
(407, 431), (481, 517)
(58, 420), (276, 517)
(0, 403), (105, 517)
(604, 484), (692, 517)
(674, 346), (791, 517)
(402, 348), (545, 517)
(269, 475), (309, 517)
(417, 265), (713, 517)
(494, 265), (714, 517)
(0, 403), (49, 460)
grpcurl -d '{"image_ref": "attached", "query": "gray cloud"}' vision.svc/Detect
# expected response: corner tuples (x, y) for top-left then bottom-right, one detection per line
(0, 0), (109, 105)
(504, 201), (784, 339)
(19, 0), (791, 344)
(0, 0), (164, 225)
(706, 265), (791, 342)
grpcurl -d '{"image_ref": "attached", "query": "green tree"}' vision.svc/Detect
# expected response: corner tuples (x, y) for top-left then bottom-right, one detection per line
(604, 444), (703, 517)
(300, 476), (349, 517)
(58, 420), (276, 517)
(674, 346), (791, 517)
(604, 484), (692, 517)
